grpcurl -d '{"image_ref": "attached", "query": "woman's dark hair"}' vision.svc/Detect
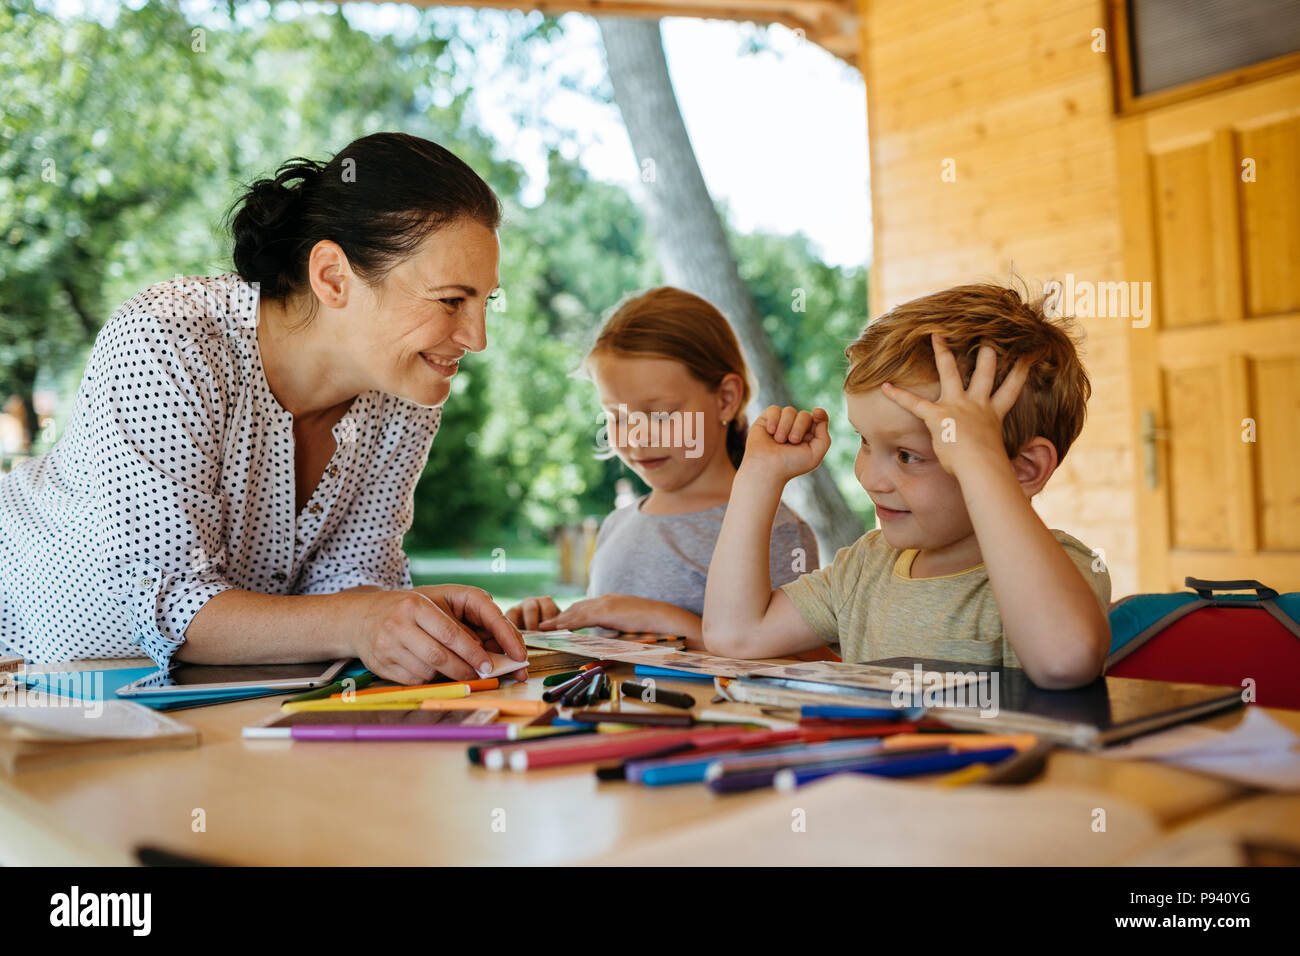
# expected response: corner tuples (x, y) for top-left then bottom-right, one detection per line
(229, 132), (501, 307)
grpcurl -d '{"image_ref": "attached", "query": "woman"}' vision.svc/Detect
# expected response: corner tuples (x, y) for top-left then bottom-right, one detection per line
(0, 132), (527, 686)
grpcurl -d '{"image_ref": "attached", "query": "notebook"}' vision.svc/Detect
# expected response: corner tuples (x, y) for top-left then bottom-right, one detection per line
(725, 657), (1245, 749)
(19, 662), (370, 711)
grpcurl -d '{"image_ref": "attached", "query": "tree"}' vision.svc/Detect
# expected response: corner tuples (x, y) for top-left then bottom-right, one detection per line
(0, 0), (229, 445)
(595, 16), (863, 554)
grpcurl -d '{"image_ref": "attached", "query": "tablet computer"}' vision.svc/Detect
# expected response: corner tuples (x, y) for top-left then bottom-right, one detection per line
(115, 659), (350, 698)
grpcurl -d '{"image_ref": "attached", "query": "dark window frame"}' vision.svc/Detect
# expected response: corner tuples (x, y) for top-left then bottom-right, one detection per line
(1106, 0), (1300, 114)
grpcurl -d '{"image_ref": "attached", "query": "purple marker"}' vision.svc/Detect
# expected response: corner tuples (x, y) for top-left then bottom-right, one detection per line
(291, 724), (515, 741)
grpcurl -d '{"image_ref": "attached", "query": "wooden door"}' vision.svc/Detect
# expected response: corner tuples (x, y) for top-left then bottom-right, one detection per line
(1117, 70), (1300, 593)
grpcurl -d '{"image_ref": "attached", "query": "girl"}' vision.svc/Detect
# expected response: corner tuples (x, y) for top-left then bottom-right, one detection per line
(508, 287), (818, 645)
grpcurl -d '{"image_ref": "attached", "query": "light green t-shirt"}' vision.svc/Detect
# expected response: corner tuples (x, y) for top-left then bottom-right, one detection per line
(778, 529), (1111, 668)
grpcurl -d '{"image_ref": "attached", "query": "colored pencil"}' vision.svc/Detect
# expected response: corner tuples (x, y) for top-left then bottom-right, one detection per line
(292, 724), (519, 741)
(417, 697), (553, 716)
(489, 727), (744, 772)
(773, 746), (1018, 791)
(338, 677), (497, 699)
(570, 710), (693, 728)
(285, 672), (377, 703)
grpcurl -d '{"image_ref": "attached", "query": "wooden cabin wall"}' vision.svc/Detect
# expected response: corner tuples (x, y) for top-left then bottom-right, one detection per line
(856, 0), (1137, 596)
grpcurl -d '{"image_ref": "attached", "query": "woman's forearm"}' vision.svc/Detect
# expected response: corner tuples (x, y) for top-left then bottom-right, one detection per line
(177, 589), (370, 664)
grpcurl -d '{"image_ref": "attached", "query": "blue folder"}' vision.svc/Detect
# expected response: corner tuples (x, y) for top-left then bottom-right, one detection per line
(22, 662), (368, 711)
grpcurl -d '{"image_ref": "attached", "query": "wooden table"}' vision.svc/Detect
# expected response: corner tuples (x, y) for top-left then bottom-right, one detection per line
(2, 657), (1296, 865)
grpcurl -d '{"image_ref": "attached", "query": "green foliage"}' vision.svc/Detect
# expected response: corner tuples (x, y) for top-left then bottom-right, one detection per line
(732, 228), (873, 522)
(1, 0), (871, 547)
(1, 0), (230, 437)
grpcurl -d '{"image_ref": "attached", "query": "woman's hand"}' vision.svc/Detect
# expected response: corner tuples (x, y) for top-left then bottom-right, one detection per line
(741, 405), (831, 483)
(506, 595), (560, 630)
(352, 585), (529, 685)
(538, 594), (699, 640)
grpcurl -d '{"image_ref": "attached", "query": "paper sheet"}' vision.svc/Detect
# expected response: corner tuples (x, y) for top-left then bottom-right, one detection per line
(0, 698), (190, 741)
(480, 650), (532, 679)
(1100, 707), (1300, 791)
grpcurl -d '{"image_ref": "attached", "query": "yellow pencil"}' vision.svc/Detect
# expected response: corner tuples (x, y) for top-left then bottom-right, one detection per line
(307, 684), (472, 706)
(418, 697), (552, 716)
(281, 700), (424, 714)
(936, 763), (991, 787)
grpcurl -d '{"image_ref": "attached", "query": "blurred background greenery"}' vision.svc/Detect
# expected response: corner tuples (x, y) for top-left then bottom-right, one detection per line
(1, 0), (871, 604)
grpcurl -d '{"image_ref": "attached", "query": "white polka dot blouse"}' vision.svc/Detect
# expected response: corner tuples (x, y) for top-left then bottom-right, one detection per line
(0, 274), (441, 666)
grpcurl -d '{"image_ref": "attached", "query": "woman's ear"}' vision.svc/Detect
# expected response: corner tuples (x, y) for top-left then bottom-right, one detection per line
(716, 372), (745, 423)
(1012, 436), (1059, 497)
(306, 240), (352, 310)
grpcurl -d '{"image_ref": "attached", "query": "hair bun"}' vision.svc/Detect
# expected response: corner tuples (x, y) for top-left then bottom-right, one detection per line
(226, 134), (502, 309)
(230, 159), (323, 298)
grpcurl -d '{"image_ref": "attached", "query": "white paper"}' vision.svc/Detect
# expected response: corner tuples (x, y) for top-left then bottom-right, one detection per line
(1100, 707), (1300, 791)
(481, 650), (531, 679)
(0, 698), (189, 741)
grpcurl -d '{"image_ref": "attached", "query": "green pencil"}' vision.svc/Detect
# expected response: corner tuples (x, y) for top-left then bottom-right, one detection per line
(542, 670), (582, 687)
(284, 671), (376, 703)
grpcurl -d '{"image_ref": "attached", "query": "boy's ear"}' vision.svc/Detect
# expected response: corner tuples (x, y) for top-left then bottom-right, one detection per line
(1012, 436), (1058, 497)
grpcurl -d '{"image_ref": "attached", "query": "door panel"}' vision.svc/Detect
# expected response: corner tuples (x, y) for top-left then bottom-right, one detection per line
(1118, 70), (1300, 592)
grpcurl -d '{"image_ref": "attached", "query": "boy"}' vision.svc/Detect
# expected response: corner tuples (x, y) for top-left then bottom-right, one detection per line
(702, 283), (1111, 689)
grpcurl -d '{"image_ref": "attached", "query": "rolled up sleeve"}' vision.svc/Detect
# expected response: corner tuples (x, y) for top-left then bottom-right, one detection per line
(87, 313), (236, 667)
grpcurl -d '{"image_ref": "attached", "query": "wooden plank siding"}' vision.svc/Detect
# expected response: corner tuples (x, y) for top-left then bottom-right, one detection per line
(857, 0), (1138, 595)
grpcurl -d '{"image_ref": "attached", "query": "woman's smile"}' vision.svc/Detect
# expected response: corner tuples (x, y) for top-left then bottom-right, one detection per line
(420, 352), (460, 376)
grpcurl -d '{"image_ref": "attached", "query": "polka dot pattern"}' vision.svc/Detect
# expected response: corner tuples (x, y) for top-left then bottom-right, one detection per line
(0, 274), (441, 666)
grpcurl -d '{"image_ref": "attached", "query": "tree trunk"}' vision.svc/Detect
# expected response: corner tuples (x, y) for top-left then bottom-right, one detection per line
(595, 16), (862, 555)
(9, 362), (40, 452)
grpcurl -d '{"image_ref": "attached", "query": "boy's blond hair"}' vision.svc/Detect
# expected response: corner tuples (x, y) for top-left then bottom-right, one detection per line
(844, 281), (1090, 462)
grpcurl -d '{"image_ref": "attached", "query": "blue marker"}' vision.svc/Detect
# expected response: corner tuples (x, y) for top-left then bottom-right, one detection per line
(800, 705), (923, 721)
(632, 665), (715, 682)
(773, 747), (1017, 790)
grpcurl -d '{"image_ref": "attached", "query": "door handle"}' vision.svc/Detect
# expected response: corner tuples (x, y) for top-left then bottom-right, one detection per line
(1141, 409), (1170, 489)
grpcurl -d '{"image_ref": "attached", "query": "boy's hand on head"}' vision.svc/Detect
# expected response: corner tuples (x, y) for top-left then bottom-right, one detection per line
(741, 405), (831, 483)
(881, 334), (1030, 479)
